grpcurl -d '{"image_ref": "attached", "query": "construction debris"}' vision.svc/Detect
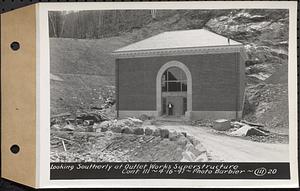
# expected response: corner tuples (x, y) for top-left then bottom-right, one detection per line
(241, 119), (264, 127)
(229, 125), (253, 137)
(128, 117), (143, 124)
(229, 121), (269, 137)
(194, 118), (270, 139)
(231, 121), (245, 128)
(50, 109), (116, 133)
(51, 128), (209, 162)
(246, 128), (268, 136)
(62, 124), (75, 131)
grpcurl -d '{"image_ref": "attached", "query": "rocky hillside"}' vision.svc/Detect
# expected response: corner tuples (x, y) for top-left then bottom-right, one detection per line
(206, 10), (288, 82)
(203, 10), (289, 134)
(51, 9), (289, 134)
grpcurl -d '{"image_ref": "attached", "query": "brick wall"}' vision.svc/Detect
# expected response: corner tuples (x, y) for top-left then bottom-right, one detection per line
(117, 52), (244, 111)
(239, 53), (246, 111)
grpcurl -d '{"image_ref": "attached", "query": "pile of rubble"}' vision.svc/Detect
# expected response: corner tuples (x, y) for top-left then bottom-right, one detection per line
(51, 129), (209, 162)
(50, 116), (210, 162)
(51, 131), (132, 162)
(208, 119), (287, 143)
(50, 111), (112, 132)
(212, 119), (269, 137)
(96, 119), (210, 162)
(180, 135), (209, 162)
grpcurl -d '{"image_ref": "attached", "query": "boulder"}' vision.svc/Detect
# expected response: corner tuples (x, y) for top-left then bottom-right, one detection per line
(187, 135), (200, 146)
(169, 131), (180, 141)
(153, 128), (161, 137)
(122, 119), (135, 126)
(145, 127), (153, 136)
(177, 136), (188, 146)
(212, 119), (231, 131)
(181, 132), (187, 137)
(116, 120), (126, 128)
(121, 126), (133, 134)
(186, 143), (202, 157)
(101, 126), (108, 132)
(111, 126), (122, 133)
(182, 151), (196, 162)
(195, 143), (207, 154)
(99, 120), (112, 129)
(195, 152), (208, 162)
(160, 129), (169, 138)
(133, 127), (144, 135)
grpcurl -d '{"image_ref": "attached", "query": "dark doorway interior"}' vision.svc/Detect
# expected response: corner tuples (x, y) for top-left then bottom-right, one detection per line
(162, 97), (167, 115)
(162, 95), (186, 116)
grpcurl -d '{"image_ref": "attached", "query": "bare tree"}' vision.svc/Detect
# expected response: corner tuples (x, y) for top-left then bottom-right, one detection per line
(49, 11), (67, 38)
(151, 10), (157, 19)
(49, 10), (165, 39)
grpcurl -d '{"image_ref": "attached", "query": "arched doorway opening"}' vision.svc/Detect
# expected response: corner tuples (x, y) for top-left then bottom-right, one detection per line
(156, 61), (192, 118)
(161, 67), (187, 116)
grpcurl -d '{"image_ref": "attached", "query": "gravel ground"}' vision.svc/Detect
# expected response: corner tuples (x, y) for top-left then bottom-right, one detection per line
(150, 124), (289, 162)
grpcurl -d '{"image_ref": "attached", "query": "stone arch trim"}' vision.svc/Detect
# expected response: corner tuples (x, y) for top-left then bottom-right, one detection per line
(156, 61), (192, 118)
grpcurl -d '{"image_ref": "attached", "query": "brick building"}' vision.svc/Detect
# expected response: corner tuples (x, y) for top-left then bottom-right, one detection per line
(113, 29), (246, 120)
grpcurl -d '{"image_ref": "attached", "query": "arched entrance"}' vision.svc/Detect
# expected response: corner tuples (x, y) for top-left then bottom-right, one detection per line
(156, 61), (192, 118)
